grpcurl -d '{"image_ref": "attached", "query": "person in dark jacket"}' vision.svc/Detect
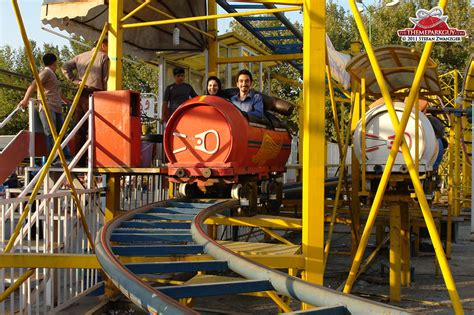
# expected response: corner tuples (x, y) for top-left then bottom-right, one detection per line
(162, 67), (197, 122)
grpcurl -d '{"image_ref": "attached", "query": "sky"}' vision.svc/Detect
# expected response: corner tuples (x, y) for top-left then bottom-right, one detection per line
(0, 1), (70, 49)
(0, 1), (308, 50)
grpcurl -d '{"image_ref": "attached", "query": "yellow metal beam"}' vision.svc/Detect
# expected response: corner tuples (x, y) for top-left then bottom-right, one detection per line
(0, 253), (303, 270)
(108, 0), (123, 90)
(261, 227), (295, 245)
(454, 71), (461, 217)
(122, 7), (301, 29)
(302, 0), (325, 297)
(208, 0), (218, 76)
(105, 173), (121, 222)
(272, 73), (302, 88)
(121, 0), (151, 22)
(349, 41), (362, 257)
(389, 204), (402, 302)
(229, 0), (302, 4)
(245, 254), (304, 269)
(266, 291), (292, 313)
(0, 254), (101, 269)
(217, 54), (303, 64)
(0, 269), (35, 303)
(204, 215), (302, 229)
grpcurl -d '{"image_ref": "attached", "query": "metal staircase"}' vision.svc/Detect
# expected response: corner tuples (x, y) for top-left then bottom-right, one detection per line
(217, 1), (303, 72)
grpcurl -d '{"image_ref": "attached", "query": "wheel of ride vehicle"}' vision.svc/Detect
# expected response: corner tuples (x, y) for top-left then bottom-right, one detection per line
(241, 182), (258, 216)
(178, 183), (189, 197)
(231, 184), (242, 199)
(260, 180), (269, 194)
(266, 181), (282, 214)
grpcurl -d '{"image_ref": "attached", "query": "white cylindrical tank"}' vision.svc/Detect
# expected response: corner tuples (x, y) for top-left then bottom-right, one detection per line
(353, 103), (439, 173)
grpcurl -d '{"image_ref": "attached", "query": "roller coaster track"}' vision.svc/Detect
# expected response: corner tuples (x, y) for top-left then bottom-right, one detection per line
(95, 199), (409, 314)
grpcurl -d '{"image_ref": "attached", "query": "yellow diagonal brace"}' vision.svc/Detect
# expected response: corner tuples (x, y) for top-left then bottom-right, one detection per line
(4, 2), (109, 254)
(326, 52), (343, 155)
(343, 0), (462, 312)
(231, 0), (302, 4)
(122, 7), (301, 29)
(121, 0), (151, 22)
(323, 91), (356, 272)
(266, 291), (292, 313)
(0, 268), (35, 303)
(261, 227), (294, 245)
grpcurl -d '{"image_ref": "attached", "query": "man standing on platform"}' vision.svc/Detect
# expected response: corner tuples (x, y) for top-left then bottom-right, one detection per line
(18, 53), (71, 162)
(62, 39), (109, 164)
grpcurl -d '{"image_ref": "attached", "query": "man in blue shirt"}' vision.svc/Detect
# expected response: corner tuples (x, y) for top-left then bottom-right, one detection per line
(230, 69), (264, 119)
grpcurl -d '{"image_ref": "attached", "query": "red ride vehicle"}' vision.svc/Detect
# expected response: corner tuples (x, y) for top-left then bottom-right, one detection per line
(164, 95), (292, 214)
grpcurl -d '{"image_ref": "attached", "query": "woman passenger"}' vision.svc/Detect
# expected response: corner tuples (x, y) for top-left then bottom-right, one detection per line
(206, 76), (224, 97)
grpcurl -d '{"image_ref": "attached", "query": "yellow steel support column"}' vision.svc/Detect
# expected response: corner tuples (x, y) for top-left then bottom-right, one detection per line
(447, 113), (455, 258)
(104, 173), (121, 298)
(448, 113), (455, 211)
(104, 4), (123, 298)
(108, 0), (123, 91)
(454, 72), (461, 216)
(460, 65), (472, 208)
(462, 96), (471, 209)
(208, 0), (218, 77)
(350, 41), (362, 256)
(389, 203), (402, 302)
(105, 174), (121, 223)
(400, 203), (411, 287)
(415, 95), (419, 170)
(360, 74), (368, 195)
(302, 0), (325, 300)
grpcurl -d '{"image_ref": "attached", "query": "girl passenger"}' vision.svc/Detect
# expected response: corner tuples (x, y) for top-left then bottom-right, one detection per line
(205, 76), (224, 97)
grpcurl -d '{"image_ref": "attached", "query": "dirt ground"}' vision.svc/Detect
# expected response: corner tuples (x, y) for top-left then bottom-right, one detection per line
(318, 219), (474, 314)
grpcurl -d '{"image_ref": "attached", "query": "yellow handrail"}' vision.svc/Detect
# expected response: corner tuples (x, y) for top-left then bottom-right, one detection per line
(0, 269), (35, 302)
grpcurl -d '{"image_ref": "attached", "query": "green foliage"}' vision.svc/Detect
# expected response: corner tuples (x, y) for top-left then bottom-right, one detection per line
(122, 57), (160, 93)
(326, 0), (357, 51)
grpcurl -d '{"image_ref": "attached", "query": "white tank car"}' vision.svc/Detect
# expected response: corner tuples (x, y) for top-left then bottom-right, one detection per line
(353, 103), (439, 173)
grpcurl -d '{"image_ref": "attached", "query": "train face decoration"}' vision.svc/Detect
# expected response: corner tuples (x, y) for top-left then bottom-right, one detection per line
(353, 103), (439, 174)
(164, 95), (292, 214)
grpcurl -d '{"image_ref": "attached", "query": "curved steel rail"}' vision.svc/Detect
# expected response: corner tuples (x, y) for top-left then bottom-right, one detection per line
(96, 198), (410, 314)
(191, 200), (411, 315)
